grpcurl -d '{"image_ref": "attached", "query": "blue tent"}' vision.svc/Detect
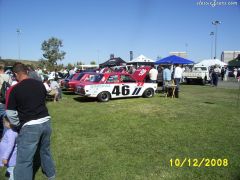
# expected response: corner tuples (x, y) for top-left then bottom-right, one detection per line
(155, 55), (194, 65)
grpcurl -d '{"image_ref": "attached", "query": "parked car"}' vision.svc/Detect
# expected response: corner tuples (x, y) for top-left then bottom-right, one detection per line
(182, 66), (210, 85)
(61, 73), (78, 90)
(64, 72), (96, 92)
(75, 66), (157, 102)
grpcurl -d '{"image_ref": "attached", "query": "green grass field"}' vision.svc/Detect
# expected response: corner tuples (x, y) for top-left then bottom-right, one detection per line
(1, 85), (240, 180)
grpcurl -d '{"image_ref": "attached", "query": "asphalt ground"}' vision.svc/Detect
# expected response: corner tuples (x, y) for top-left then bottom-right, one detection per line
(184, 77), (240, 90)
(217, 80), (240, 90)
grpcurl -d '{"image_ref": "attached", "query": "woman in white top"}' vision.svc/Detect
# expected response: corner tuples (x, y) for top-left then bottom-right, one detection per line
(233, 68), (237, 79)
(43, 78), (59, 102)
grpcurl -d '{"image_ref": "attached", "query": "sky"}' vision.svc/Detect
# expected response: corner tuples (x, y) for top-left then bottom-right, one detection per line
(0, 0), (240, 65)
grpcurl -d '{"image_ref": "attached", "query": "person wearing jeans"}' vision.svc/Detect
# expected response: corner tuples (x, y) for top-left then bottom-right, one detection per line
(163, 66), (172, 93)
(6, 63), (55, 180)
(15, 120), (55, 180)
(173, 64), (183, 91)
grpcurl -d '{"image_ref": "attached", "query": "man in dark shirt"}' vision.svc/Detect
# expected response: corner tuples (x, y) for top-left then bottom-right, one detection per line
(6, 63), (55, 180)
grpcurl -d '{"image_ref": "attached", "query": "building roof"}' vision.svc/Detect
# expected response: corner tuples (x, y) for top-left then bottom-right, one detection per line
(128, 54), (154, 63)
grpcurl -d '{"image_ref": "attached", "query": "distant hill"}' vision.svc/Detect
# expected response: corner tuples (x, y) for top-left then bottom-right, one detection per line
(0, 59), (40, 67)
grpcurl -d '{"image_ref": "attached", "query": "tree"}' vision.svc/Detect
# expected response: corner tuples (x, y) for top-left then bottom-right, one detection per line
(38, 58), (49, 69)
(67, 63), (74, 70)
(90, 61), (96, 65)
(41, 37), (66, 69)
(76, 61), (84, 66)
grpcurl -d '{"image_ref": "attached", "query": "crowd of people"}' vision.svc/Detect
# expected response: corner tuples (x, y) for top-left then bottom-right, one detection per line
(155, 64), (184, 93)
(233, 67), (240, 82)
(208, 66), (240, 86)
(0, 62), (239, 179)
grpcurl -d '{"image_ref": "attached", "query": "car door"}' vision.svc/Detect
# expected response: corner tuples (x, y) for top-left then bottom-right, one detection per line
(105, 74), (121, 98)
(115, 74), (140, 98)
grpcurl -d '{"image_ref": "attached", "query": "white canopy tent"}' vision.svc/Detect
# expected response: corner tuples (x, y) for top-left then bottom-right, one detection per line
(128, 54), (155, 63)
(195, 59), (227, 68)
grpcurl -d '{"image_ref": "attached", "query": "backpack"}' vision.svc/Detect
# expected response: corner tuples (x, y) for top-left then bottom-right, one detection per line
(0, 81), (11, 104)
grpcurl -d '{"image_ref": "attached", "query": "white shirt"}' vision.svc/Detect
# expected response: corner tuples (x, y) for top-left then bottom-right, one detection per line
(50, 81), (59, 90)
(149, 68), (158, 81)
(0, 73), (12, 89)
(174, 66), (183, 78)
(11, 81), (18, 86)
(37, 69), (43, 75)
(23, 116), (51, 127)
(43, 82), (51, 92)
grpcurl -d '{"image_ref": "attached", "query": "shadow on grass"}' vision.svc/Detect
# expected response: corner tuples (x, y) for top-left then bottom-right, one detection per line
(233, 173), (240, 180)
(73, 96), (143, 103)
(203, 101), (215, 104)
(181, 82), (207, 86)
(73, 96), (97, 103)
(62, 91), (75, 95)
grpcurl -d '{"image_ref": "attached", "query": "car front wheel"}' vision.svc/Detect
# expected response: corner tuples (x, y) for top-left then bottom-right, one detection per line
(143, 88), (154, 98)
(97, 91), (110, 102)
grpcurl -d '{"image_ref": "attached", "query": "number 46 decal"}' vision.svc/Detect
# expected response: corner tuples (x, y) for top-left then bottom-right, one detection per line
(112, 85), (141, 96)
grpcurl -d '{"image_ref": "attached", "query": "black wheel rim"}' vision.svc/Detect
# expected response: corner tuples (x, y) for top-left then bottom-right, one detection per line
(147, 90), (152, 96)
(101, 93), (108, 100)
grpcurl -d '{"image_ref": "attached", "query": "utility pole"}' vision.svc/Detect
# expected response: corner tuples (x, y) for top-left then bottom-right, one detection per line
(212, 21), (221, 59)
(16, 28), (21, 60)
(210, 32), (214, 59)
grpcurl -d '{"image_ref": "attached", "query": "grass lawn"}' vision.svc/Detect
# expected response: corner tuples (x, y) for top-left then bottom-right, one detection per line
(1, 85), (240, 180)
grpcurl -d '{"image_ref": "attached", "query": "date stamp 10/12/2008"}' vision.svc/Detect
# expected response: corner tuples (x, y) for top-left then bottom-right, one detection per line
(170, 158), (229, 167)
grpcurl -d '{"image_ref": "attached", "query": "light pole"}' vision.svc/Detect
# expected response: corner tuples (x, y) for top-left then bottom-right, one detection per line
(16, 28), (21, 60)
(210, 32), (214, 59)
(212, 20), (221, 59)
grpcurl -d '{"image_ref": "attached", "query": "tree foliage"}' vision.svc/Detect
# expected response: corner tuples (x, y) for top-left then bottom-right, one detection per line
(41, 37), (66, 69)
(38, 58), (63, 71)
(67, 63), (74, 70)
(76, 61), (84, 65)
(90, 61), (96, 65)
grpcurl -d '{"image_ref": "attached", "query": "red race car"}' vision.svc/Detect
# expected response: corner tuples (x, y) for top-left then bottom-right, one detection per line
(75, 66), (157, 102)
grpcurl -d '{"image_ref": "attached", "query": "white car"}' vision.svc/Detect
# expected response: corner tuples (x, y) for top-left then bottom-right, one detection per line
(183, 66), (210, 85)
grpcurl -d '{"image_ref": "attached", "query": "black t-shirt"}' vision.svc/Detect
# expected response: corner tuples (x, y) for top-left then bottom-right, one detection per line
(7, 78), (49, 125)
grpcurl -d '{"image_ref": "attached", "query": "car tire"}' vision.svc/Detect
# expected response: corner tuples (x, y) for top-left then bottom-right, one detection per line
(97, 91), (110, 102)
(143, 88), (154, 98)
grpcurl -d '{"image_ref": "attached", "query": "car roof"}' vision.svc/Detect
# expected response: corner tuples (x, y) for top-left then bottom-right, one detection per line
(80, 71), (96, 74)
(103, 72), (130, 76)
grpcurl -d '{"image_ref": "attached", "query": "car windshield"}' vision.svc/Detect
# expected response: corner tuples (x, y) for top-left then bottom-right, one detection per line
(67, 74), (75, 80)
(194, 67), (207, 71)
(120, 75), (136, 82)
(87, 74), (104, 82)
(76, 73), (85, 80)
(72, 73), (80, 80)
